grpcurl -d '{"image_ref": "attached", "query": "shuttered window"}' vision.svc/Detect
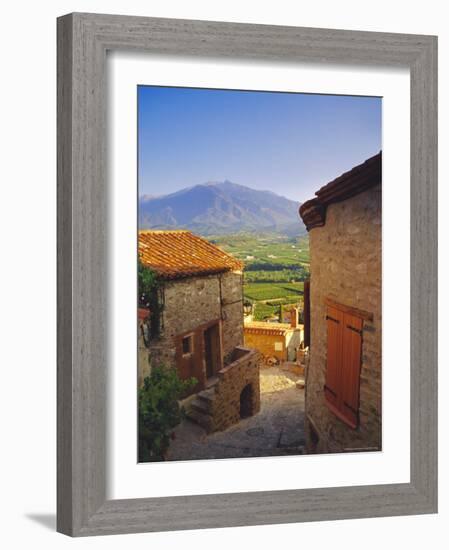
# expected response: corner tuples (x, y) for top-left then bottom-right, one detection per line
(324, 303), (363, 429)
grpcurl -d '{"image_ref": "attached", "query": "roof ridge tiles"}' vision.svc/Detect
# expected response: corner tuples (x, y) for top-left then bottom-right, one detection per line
(138, 230), (243, 280)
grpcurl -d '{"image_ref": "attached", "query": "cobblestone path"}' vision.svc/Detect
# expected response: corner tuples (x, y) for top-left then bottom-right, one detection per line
(167, 366), (305, 461)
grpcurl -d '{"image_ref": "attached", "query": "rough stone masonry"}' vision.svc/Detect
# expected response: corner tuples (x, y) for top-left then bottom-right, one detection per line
(304, 180), (382, 453)
(147, 270), (244, 388)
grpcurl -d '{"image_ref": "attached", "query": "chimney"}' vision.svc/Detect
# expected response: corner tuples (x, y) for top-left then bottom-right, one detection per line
(290, 307), (299, 329)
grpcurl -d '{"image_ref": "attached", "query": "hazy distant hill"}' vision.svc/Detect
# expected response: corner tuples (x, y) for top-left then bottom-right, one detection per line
(139, 180), (305, 235)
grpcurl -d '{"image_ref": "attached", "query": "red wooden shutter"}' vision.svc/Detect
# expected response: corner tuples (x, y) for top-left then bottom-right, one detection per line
(324, 304), (363, 429)
(340, 313), (363, 428)
(175, 331), (204, 395)
(175, 336), (193, 381)
(324, 306), (343, 410)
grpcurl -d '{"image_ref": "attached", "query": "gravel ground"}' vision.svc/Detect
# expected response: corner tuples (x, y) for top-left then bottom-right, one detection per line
(166, 366), (305, 461)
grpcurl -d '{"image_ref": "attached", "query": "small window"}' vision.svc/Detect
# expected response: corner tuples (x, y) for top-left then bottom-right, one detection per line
(182, 335), (193, 355)
(274, 342), (283, 351)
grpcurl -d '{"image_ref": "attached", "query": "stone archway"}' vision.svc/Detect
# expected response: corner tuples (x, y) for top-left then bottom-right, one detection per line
(186, 347), (261, 433)
(240, 384), (254, 419)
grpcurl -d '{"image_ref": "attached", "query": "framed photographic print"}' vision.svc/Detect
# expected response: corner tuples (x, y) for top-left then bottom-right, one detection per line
(57, 13), (437, 536)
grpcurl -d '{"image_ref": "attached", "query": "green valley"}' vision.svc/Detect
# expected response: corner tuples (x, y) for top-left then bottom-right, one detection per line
(207, 232), (310, 321)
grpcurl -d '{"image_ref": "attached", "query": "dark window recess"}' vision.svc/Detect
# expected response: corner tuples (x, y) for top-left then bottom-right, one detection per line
(303, 279), (311, 348)
(324, 303), (363, 429)
(182, 335), (193, 355)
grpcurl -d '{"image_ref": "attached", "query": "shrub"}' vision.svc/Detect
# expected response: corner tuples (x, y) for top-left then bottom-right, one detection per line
(138, 365), (196, 462)
(138, 260), (163, 339)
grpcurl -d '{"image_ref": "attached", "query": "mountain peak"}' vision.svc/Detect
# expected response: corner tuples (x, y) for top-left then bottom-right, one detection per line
(139, 181), (304, 236)
(202, 179), (237, 188)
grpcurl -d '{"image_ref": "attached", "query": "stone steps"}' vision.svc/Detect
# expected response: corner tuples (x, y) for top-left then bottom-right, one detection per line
(185, 386), (217, 433)
(205, 375), (219, 389)
(190, 398), (211, 415)
(197, 388), (216, 404)
(185, 406), (213, 433)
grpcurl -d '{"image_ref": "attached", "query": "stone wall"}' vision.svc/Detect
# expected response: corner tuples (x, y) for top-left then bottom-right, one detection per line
(220, 272), (245, 361)
(212, 347), (261, 431)
(138, 320), (151, 387)
(244, 326), (304, 363)
(243, 330), (288, 362)
(305, 184), (382, 453)
(285, 329), (303, 361)
(148, 270), (244, 388)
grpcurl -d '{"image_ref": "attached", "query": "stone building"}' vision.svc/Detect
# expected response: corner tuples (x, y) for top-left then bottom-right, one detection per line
(138, 230), (262, 431)
(243, 309), (304, 363)
(138, 307), (151, 387)
(299, 152), (382, 453)
(138, 229), (258, 391)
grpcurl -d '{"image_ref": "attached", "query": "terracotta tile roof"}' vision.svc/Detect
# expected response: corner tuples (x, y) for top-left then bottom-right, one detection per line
(138, 230), (243, 280)
(299, 152), (381, 231)
(244, 321), (293, 336)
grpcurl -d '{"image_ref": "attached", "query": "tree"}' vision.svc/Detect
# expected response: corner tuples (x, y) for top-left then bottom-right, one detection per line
(138, 259), (163, 339)
(138, 365), (196, 462)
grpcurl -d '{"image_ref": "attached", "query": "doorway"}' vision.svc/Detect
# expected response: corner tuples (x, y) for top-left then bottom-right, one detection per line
(204, 323), (221, 380)
(240, 384), (253, 418)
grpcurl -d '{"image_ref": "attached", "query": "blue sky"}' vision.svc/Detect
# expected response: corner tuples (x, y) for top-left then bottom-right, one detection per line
(138, 86), (381, 202)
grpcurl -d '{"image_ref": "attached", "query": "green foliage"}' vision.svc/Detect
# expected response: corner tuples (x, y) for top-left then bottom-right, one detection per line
(253, 302), (280, 321)
(138, 260), (158, 307)
(138, 260), (163, 339)
(206, 231), (309, 323)
(208, 232), (310, 270)
(252, 297), (303, 321)
(138, 365), (196, 462)
(243, 282), (304, 301)
(244, 265), (309, 277)
(243, 268), (307, 283)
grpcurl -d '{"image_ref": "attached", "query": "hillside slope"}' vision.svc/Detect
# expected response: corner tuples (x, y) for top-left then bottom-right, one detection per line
(139, 180), (304, 235)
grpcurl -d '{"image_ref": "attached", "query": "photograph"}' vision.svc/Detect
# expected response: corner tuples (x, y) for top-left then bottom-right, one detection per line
(137, 86), (382, 462)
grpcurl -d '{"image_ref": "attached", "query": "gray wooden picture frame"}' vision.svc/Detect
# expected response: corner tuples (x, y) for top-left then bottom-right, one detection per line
(57, 12), (438, 537)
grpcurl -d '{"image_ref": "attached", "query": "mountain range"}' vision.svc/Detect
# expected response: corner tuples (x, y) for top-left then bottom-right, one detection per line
(138, 181), (304, 235)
